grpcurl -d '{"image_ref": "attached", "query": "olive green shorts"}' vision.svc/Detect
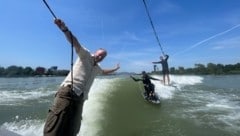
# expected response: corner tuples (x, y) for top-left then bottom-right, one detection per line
(43, 85), (84, 136)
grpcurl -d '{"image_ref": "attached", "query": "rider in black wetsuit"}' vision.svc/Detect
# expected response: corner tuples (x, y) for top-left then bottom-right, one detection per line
(130, 71), (161, 99)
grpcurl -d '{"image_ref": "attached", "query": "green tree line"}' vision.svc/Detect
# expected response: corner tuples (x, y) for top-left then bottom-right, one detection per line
(0, 65), (69, 77)
(153, 62), (240, 75)
(1, 62), (240, 77)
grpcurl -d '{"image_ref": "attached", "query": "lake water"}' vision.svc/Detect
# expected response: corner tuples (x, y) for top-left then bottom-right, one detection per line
(0, 75), (239, 136)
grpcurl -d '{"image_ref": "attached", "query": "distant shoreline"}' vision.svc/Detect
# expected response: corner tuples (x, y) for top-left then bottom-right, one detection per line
(1, 62), (240, 77)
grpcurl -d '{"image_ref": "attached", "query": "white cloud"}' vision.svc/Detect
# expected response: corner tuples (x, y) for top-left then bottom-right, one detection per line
(211, 36), (240, 50)
(212, 46), (225, 50)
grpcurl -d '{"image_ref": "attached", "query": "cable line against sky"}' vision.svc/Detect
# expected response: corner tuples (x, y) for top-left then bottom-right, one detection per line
(42, 0), (74, 88)
(173, 23), (240, 56)
(142, 0), (165, 55)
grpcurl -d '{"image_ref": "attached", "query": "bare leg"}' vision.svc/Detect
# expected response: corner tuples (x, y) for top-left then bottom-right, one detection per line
(163, 74), (166, 85)
(167, 74), (170, 85)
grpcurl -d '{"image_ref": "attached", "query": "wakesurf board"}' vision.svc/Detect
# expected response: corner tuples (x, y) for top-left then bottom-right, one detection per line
(142, 92), (160, 104)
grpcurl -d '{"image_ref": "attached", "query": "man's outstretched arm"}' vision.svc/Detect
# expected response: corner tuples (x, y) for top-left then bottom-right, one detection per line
(149, 76), (163, 82)
(152, 61), (161, 64)
(130, 75), (142, 82)
(102, 63), (120, 75)
(54, 18), (82, 53)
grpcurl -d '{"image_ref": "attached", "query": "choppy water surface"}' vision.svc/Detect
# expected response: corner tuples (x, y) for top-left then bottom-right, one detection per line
(0, 75), (239, 136)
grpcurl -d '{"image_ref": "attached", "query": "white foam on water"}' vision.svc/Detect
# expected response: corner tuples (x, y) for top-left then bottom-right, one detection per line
(217, 112), (240, 134)
(152, 75), (203, 99)
(1, 119), (44, 136)
(0, 87), (55, 105)
(206, 101), (235, 110)
(205, 94), (240, 133)
(1, 77), (120, 136)
(180, 85), (240, 134)
(79, 77), (120, 136)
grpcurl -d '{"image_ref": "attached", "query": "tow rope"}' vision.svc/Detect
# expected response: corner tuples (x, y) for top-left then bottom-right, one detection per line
(142, 0), (165, 55)
(43, 0), (74, 90)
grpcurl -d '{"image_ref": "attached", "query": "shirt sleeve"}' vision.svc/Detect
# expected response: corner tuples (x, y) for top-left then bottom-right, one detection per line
(96, 64), (104, 75)
(76, 45), (91, 60)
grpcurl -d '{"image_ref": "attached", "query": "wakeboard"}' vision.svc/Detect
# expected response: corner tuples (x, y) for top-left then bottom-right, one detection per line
(142, 92), (160, 104)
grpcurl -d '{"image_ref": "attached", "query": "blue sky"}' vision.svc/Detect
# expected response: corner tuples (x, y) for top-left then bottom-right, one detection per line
(1, 0), (240, 73)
